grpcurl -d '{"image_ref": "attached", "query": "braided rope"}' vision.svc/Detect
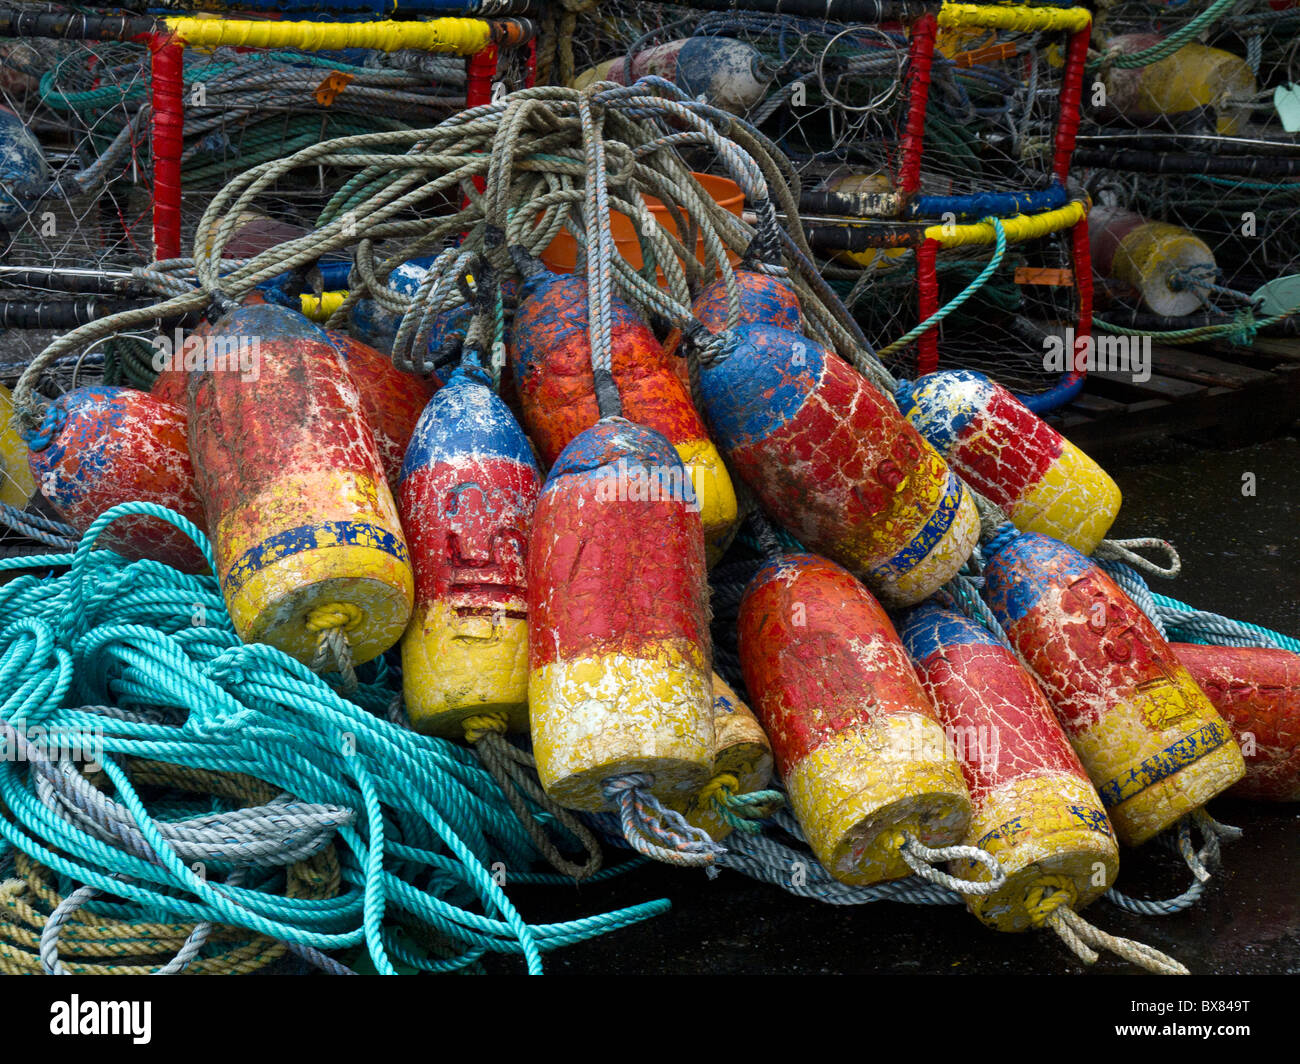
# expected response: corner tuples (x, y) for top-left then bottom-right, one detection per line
(602, 773), (726, 869)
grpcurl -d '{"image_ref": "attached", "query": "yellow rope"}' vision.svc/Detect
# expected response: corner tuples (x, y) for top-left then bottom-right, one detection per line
(925, 199), (1088, 248)
(938, 3), (1092, 34)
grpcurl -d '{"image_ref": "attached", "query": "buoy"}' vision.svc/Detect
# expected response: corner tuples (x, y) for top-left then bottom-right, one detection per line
(677, 673), (775, 841)
(661, 270), (801, 386)
(348, 256), (440, 356)
(0, 104), (47, 228)
(897, 369), (1121, 554)
(982, 529), (1246, 845)
(0, 383), (38, 508)
(572, 39), (687, 90)
(322, 330), (436, 492)
(900, 604), (1119, 931)
(1090, 206), (1216, 318)
(698, 323), (979, 606)
(673, 37), (770, 115)
(26, 386), (207, 571)
(399, 364), (541, 738)
(738, 553), (971, 884)
(1101, 36), (1255, 136)
(187, 303), (413, 666)
(510, 265), (737, 553)
(1172, 643), (1300, 802)
(528, 419), (714, 812)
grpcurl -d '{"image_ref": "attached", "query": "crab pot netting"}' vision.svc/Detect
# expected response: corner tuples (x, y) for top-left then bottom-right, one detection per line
(562, 1), (916, 190)
(876, 222), (1088, 397)
(1075, 0), (1300, 328)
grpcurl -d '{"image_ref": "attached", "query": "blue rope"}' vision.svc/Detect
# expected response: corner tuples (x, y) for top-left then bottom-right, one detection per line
(0, 502), (670, 973)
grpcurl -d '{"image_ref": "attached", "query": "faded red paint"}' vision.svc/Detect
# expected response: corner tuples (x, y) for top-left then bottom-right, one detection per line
(916, 640), (1089, 801)
(528, 467), (707, 669)
(511, 278), (706, 465)
(737, 554), (937, 773)
(187, 306), (388, 566)
(730, 349), (934, 557)
(948, 384), (1061, 502)
(27, 386), (207, 572)
(1174, 643), (1300, 802)
(323, 330), (437, 491)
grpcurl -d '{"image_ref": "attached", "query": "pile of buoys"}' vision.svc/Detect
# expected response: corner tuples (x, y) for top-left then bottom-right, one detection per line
(2, 71), (1294, 979)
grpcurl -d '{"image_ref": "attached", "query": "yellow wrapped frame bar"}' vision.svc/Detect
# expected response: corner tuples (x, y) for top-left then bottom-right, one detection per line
(937, 4), (1091, 33)
(163, 17), (493, 55)
(925, 199), (1088, 248)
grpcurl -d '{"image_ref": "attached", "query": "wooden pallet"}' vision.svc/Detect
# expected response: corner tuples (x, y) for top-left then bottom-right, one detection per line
(1049, 339), (1300, 455)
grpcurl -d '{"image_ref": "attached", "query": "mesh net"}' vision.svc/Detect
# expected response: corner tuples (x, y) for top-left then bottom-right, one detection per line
(1079, 0), (1300, 329)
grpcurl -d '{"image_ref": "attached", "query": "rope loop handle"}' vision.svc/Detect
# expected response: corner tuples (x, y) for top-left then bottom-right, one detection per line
(896, 833), (1007, 896)
(602, 773), (726, 870)
(1094, 537), (1182, 579)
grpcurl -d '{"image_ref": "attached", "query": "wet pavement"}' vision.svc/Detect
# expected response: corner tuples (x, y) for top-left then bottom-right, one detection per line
(483, 433), (1300, 976)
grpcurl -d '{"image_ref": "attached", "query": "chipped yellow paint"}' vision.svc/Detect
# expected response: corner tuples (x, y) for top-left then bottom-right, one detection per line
(0, 384), (37, 509)
(1072, 668), (1245, 846)
(980, 432), (1120, 554)
(875, 477), (981, 609)
(530, 641), (715, 812)
(219, 468), (413, 666)
(673, 438), (738, 557)
(954, 772), (1120, 932)
(676, 673), (775, 841)
(402, 599), (529, 738)
(785, 713), (971, 885)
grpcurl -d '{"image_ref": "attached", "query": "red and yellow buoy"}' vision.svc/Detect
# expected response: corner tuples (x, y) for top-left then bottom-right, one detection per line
(699, 324), (978, 606)
(527, 419), (714, 812)
(26, 385), (207, 572)
(982, 530), (1245, 845)
(901, 603), (1120, 931)
(739, 553), (971, 884)
(1172, 643), (1300, 802)
(510, 266), (736, 554)
(187, 303), (413, 665)
(399, 364), (541, 737)
(898, 370), (1121, 554)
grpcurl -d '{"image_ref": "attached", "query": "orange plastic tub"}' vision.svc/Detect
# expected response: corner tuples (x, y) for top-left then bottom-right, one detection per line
(541, 172), (745, 280)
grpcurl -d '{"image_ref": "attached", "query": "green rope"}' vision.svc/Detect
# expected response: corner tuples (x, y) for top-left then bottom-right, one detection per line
(877, 216), (1008, 357)
(1087, 0), (1241, 75)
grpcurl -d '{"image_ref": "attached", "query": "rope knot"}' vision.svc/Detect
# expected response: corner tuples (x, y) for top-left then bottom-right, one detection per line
(697, 772), (742, 811)
(463, 712), (509, 744)
(305, 602), (363, 633)
(600, 772), (652, 799)
(1023, 878), (1077, 927)
(22, 402), (64, 452)
(981, 521), (1021, 560)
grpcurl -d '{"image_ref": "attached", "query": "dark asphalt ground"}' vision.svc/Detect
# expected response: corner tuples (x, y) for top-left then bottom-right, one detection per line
(481, 433), (1300, 976)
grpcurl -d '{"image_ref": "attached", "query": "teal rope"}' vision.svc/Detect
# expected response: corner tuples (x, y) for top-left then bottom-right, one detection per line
(877, 216), (1008, 357)
(0, 502), (671, 974)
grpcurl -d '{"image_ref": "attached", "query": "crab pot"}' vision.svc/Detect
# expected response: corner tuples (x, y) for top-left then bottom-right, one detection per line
(528, 419), (714, 812)
(322, 330), (437, 492)
(700, 323), (978, 607)
(739, 554), (970, 884)
(898, 370), (1121, 554)
(187, 303), (413, 666)
(27, 386), (206, 571)
(983, 531), (1245, 845)
(1172, 643), (1300, 802)
(662, 270), (802, 386)
(510, 267), (737, 554)
(901, 604), (1120, 931)
(673, 37), (769, 114)
(676, 672), (775, 841)
(399, 365), (541, 737)
(0, 104), (48, 228)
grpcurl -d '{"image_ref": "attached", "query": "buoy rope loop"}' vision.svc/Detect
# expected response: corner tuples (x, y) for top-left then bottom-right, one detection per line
(464, 713), (604, 881)
(896, 833), (1007, 896)
(698, 773), (784, 835)
(1093, 537), (1181, 579)
(1046, 906), (1189, 975)
(602, 773), (726, 870)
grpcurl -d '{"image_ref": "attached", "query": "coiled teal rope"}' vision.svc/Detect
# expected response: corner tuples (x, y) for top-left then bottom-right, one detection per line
(0, 501), (670, 974)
